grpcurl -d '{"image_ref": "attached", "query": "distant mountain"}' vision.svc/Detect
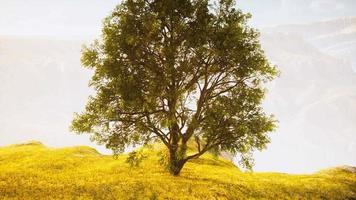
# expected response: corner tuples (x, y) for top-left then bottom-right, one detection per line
(266, 17), (356, 70)
(254, 18), (356, 172)
(0, 36), (96, 148)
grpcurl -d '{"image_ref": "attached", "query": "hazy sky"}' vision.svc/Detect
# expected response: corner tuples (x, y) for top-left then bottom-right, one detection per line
(0, 0), (118, 37)
(1, 0), (356, 37)
(1, 0), (356, 173)
(238, 0), (356, 27)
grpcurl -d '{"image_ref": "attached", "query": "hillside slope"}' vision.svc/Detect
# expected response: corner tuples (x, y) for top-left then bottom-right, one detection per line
(256, 19), (356, 172)
(0, 142), (355, 199)
(266, 17), (356, 70)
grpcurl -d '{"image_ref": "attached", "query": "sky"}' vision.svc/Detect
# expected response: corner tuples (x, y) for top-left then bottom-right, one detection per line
(0, 0), (118, 37)
(0, 0), (356, 173)
(1, 0), (356, 37)
(238, 0), (356, 27)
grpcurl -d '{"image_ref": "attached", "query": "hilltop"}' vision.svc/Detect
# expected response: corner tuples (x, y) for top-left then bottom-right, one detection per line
(0, 142), (355, 199)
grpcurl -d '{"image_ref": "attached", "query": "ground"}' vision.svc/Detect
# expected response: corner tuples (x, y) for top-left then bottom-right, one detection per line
(0, 141), (355, 200)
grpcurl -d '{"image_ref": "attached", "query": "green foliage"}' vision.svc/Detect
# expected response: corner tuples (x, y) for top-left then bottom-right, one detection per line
(0, 142), (355, 199)
(71, 0), (278, 174)
(157, 148), (170, 169)
(126, 149), (148, 167)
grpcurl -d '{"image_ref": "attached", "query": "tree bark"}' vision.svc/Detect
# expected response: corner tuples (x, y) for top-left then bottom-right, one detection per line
(168, 142), (187, 176)
(169, 152), (186, 176)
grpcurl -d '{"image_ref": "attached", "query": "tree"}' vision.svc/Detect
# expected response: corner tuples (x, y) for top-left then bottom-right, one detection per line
(71, 0), (278, 176)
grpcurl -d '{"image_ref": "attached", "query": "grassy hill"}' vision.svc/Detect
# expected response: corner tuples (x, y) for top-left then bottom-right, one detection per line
(0, 142), (355, 199)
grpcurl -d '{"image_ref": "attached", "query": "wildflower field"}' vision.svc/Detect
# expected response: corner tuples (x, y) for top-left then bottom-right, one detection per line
(0, 141), (355, 199)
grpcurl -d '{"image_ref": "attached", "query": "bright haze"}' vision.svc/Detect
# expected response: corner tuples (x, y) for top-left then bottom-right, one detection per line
(0, 0), (355, 173)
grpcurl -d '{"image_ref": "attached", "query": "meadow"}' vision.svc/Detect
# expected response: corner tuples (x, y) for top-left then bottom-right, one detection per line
(0, 141), (355, 200)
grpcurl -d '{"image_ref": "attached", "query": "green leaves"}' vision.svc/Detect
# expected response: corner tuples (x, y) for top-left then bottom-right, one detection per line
(126, 149), (148, 167)
(71, 0), (278, 174)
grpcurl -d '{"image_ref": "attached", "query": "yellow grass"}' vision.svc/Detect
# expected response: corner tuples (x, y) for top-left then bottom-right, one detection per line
(0, 141), (355, 199)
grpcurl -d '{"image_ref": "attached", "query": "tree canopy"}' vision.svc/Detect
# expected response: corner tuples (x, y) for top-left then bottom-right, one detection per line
(71, 0), (278, 175)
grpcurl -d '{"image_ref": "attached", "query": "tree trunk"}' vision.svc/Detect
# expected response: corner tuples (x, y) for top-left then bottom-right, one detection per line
(169, 155), (185, 176)
(168, 144), (187, 176)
